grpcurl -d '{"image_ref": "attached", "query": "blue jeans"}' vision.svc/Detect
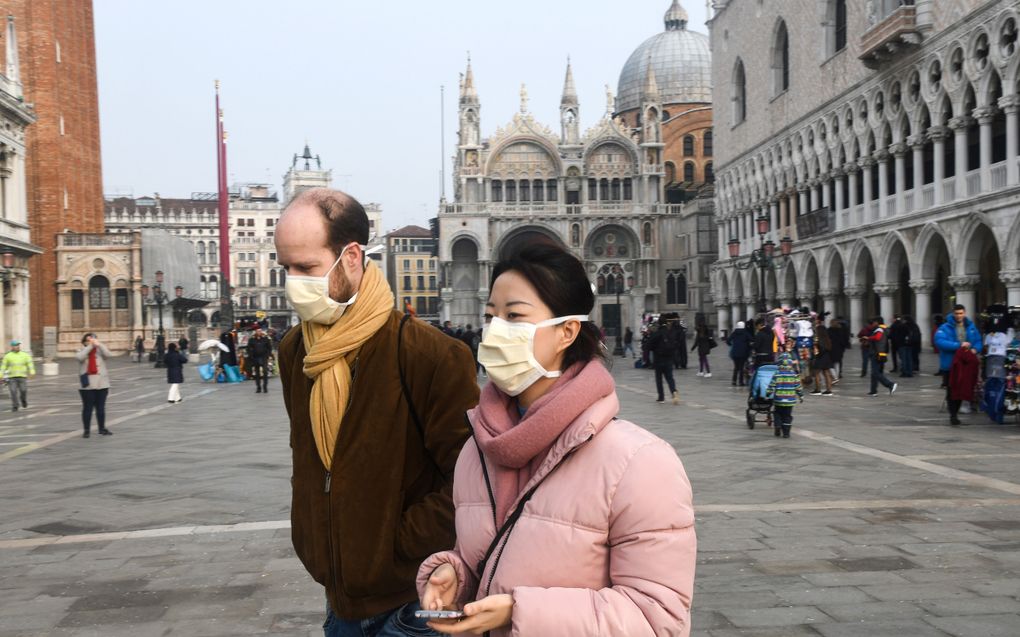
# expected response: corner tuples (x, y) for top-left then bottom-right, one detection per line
(324, 601), (438, 637)
(870, 358), (895, 394)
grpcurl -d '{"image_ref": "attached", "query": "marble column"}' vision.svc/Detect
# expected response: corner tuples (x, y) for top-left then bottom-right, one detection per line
(891, 143), (906, 216)
(846, 163), (859, 209)
(859, 157), (874, 220)
(908, 135), (926, 194)
(909, 279), (935, 349)
(730, 298), (742, 329)
(948, 275), (981, 314)
(975, 107), (996, 191)
(809, 181), (819, 211)
(873, 283), (899, 323)
(876, 150), (889, 219)
(745, 297), (757, 322)
(929, 125), (949, 206)
(1000, 270), (1020, 307)
(833, 169), (845, 222)
(716, 302), (730, 335)
(846, 286), (866, 334)
(769, 199), (780, 242)
(999, 95), (1020, 185)
(798, 186), (809, 220)
(818, 288), (838, 317)
(949, 116), (973, 198)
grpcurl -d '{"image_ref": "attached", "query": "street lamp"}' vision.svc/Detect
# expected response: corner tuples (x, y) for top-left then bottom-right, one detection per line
(728, 216), (794, 313)
(141, 270), (171, 367)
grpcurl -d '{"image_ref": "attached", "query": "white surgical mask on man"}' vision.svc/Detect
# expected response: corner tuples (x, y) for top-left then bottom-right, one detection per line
(285, 244), (359, 325)
(477, 315), (588, 397)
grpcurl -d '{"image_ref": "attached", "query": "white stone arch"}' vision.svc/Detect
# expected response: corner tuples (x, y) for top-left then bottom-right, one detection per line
(450, 234), (482, 292)
(982, 65), (1005, 108)
(955, 213), (1003, 276)
(484, 136), (564, 177)
(877, 230), (913, 284)
(716, 268), (731, 304)
(1006, 210), (1020, 271)
(493, 224), (565, 261)
(819, 244), (847, 292)
(582, 136), (640, 175)
(779, 260), (798, 303)
(915, 222), (955, 280)
(798, 250), (822, 302)
(846, 238), (877, 288)
(582, 221), (641, 262)
(991, 9), (1020, 73)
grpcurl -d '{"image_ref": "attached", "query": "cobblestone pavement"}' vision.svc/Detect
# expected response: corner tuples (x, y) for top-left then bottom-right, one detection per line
(1, 350), (1019, 636)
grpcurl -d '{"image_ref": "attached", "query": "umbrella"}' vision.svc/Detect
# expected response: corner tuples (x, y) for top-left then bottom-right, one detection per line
(198, 339), (230, 352)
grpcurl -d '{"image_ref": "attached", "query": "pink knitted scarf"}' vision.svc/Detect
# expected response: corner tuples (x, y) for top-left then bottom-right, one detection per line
(472, 360), (615, 523)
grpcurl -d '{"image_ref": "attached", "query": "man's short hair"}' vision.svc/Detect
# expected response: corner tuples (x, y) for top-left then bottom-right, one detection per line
(870, 316), (883, 324)
(953, 304), (966, 312)
(287, 188), (369, 257)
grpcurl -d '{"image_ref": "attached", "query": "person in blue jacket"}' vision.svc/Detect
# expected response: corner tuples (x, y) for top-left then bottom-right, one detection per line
(727, 321), (754, 386)
(934, 304), (983, 385)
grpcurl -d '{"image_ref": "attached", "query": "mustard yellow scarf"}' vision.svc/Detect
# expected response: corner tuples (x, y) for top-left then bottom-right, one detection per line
(301, 261), (394, 469)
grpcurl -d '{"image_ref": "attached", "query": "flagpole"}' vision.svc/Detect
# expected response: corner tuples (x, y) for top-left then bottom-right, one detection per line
(216, 81), (233, 330)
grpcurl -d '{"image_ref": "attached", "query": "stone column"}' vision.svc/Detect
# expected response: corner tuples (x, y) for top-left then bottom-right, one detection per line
(859, 157), (874, 219)
(891, 143), (906, 216)
(715, 302), (730, 335)
(730, 298), (742, 329)
(778, 196), (788, 233)
(1000, 270), (1020, 307)
(975, 107), (996, 191)
(818, 288), (838, 317)
(949, 116), (973, 197)
(876, 150), (889, 219)
(820, 175), (831, 209)
(909, 279), (935, 348)
(846, 163), (859, 209)
(798, 186), (809, 220)
(929, 126), (949, 205)
(769, 198), (780, 241)
(833, 169), (845, 216)
(908, 134), (926, 194)
(809, 180), (819, 211)
(948, 275), (981, 314)
(745, 296), (757, 322)
(846, 286), (866, 334)
(999, 95), (1020, 185)
(873, 283), (899, 323)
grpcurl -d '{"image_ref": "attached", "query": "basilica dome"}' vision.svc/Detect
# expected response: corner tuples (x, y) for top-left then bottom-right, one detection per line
(616, 0), (712, 113)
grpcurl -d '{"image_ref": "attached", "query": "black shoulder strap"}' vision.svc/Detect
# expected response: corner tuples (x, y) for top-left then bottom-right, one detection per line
(398, 314), (444, 478)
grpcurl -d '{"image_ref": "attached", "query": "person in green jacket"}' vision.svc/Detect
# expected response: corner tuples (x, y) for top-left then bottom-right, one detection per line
(1, 340), (35, 412)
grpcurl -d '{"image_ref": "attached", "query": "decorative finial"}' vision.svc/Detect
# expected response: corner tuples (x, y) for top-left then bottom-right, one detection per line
(520, 83), (529, 114)
(664, 0), (689, 30)
(605, 84), (615, 115)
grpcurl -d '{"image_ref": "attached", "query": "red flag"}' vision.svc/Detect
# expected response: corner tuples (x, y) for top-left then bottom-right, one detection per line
(215, 81), (230, 287)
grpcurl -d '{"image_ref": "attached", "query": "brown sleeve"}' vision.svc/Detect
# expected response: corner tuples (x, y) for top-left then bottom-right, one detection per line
(396, 336), (478, 559)
(278, 333), (296, 449)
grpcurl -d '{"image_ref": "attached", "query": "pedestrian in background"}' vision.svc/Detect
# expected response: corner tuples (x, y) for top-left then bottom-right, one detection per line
(811, 317), (834, 396)
(888, 315), (905, 373)
(76, 333), (113, 438)
(727, 321), (753, 386)
(247, 328), (273, 393)
(947, 343), (980, 426)
(934, 305), (982, 390)
(866, 316), (898, 397)
(177, 336), (190, 358)
(134, 335), (145, 363)
(899, 315), (920, 378)
(766, 352), (803, 438)
(828, 317), (848, 381)
(648, 319), (680, 404)
(692, 325), (713, 377)
(673, 319), (688, 369)
(753, 317), (775, 368)
(419, 241), (695, 637)
(623, 326), (635, 358)
(1, 340), (34, 412)
(857, 323), (873, 377)
(164, 342), (187, 403)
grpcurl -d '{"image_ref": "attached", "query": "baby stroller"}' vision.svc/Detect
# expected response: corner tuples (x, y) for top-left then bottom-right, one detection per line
(746, 364), (778, 429)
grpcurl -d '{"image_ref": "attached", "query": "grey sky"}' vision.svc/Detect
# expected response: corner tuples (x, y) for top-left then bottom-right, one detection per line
(95, 0), (710, 232)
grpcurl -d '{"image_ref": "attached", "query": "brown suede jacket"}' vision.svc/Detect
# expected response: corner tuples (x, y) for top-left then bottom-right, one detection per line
(279, 311), (478, 620)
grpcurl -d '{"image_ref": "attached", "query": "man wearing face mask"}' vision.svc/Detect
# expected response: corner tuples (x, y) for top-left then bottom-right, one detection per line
(275, 188), (478, 637)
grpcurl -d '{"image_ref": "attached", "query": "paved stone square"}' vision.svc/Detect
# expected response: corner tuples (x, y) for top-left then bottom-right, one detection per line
(1, 349), (1019, 636)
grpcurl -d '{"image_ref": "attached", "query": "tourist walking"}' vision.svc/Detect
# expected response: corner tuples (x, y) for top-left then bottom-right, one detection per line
(1, 340), (34, 411)
(947, 343), (980, 426)
(766, 353), (803, 438)
(275, 188), (478, 636)
(692, 325), (714, 377)
(247, 328), (273, 393)
(753, 317), (775, 367)
(727, 321), (753, 386)
(673, 319), (688, 369)
(418, 240), (695, 637)
(648, 319), (679, 404)
(623, 326), (635, 358)
(828, 317), (848, 380)
(164, 342), (187, 403)
(177, 336), (190, 357)
(899, 315), (920, 377)
(76, 333), (113, 438)
(811, 317), (835, 396)
(889, 315), (905, 373)
(865, 317), (898, 396)
(134, 335), (145, 363)
(857, 323), (873, 377)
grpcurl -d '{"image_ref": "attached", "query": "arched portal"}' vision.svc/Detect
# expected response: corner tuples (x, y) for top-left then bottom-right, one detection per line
(803, 256), (821, 312)
(920, 231), (952, 319)
(497, 227), (564, 260)
(963, 224), (1006, 310)
(884, 239), (912, 316)
(824, 250), (847, 318)
(853, 246), (878, 319)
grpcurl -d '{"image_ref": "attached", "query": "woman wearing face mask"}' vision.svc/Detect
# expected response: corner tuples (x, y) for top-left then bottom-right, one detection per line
(417, 241), (696, 637)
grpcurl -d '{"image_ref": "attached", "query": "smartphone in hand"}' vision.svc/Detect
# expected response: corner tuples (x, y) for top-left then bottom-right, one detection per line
(414, 610), (465, 620)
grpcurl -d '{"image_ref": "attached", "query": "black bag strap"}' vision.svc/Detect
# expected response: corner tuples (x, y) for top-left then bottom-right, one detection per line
(397, 314), (444, 479)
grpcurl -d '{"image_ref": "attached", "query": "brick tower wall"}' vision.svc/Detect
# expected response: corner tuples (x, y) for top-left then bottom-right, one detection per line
(1, 0), (105, 350)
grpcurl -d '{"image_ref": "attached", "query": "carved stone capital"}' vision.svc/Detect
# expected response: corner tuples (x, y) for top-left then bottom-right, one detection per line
(906, 134), (927, 148)
(908, 278), (936, 294)
(997, 95), (1020, 114)
(999, 270), (1020, 287)
(818, 288), (838, 299)
(926, 125), (951, 141)
(858, 156), (876, 168)
(889, 142), (908, 157)
(844, 285), (866, 299)
(947, 116), (975, 131)
(843, 162), (861, 174)
(948, 275), (982, 291)
(872, 283), (899, 296)
(831, 167), (846, 179)
(714, 301), (729, 310)
(873, 149), (890, 163)
(973, 106), (997, 125)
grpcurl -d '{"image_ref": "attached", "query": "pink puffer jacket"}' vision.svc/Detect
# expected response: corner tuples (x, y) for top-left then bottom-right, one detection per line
(417, 391), (696, 636)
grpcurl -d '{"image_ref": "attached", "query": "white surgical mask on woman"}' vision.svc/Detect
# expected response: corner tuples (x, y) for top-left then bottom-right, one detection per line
(477, 315), (588, 397)
(284, 244), (359, 325)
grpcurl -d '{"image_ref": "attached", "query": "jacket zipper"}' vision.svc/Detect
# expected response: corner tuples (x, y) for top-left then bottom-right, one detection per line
(324, 358), (358, 610)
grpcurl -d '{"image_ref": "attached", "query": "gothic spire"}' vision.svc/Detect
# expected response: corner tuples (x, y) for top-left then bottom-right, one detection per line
(461, 53), (478, 105)
(644, 56), (660, 102)
(664, 0), (688, 31)
(561, 57), (578, 106)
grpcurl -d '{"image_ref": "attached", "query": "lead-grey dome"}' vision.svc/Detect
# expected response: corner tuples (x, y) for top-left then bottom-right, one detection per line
(616, 1), (711, 113)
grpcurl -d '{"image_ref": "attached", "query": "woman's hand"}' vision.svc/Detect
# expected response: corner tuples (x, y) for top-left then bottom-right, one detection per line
(428, 594), (513, 635)
(421, 563), (459, 612)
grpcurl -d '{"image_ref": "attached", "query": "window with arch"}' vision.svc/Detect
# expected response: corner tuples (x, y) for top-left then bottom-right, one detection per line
(492, 180), (503, 202)
(200, 275), (207, 298)
(278, 269), (286, 287)
(209, 275), (218, 298)
(532, 179), (544, 202)
(197, 241), (206, 265)
(703, 130), (713, 157)
(588, 179), (598, 200)
(623, 178), (633, 200)
(772, 19), (790, 95)
(683, 135), (695, 157)
(684, 161), (696, 182)
(665, 162), (677, 183)
(506, 180), (517, 203)
(611, 178), (621, 201)
(546, 179), (557, 202)
(833, 0), (847, 53)
(705, 162), (715, 182)
(269, 269), (278, 287)
(571, 224), (581, 247)
(666, 269), (688, 305)
(89, 275), (110, 310)
(732, 58), (747, 125)
(71, 289), (84, 310)
(115, 288), (129, 310)
(208, 241), (217, 265)
(642, 222), (653, 246)
(599, 179), (610, 200)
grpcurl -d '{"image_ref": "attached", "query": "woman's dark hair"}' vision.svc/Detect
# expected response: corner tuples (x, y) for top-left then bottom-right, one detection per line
(491, 240), (607, 371)
(81, 332), (95, 345)
(167, 342), (178, 352)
